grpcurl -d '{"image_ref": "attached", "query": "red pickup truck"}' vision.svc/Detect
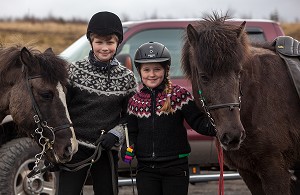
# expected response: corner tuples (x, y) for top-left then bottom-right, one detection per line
(0, 18), (284, 194)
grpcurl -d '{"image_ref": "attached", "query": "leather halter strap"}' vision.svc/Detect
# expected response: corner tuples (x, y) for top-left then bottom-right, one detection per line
(25, 72), (72, 139)
(208, 102), (240, 111)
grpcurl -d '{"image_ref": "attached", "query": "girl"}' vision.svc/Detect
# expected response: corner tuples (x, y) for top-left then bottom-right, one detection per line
(122, 42), (216, 195)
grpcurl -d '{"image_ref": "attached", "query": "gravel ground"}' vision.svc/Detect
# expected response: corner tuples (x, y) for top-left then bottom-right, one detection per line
(83, 179), (251, 195)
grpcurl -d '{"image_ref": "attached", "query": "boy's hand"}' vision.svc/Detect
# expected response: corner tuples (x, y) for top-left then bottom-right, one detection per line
(100, 133), (119, 150)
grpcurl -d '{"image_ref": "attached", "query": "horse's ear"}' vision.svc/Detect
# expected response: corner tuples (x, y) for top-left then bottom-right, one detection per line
(20, 47), (34, 67)
(237, 21), (246, 38)
(44, 48), (55, 55)
(187, 24), (198, 46)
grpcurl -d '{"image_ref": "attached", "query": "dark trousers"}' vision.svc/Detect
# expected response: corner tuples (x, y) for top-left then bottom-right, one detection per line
(57, 147), (118, 195)
(136, 161), (189, 195)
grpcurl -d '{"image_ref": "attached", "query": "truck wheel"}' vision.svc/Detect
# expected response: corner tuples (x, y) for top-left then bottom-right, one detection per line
(0, 137), (57, 195)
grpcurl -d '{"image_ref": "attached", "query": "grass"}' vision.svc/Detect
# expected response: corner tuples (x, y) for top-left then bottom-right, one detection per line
(281, 23), (300, 41)
(0, 21), (300, 54)
(0, 21), (87, 54)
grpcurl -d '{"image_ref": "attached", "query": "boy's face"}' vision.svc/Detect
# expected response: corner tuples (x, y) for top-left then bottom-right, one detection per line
(91, 35), (118, 62)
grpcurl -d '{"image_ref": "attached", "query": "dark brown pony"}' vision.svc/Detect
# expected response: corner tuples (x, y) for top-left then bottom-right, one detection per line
(182, 13), (300, 195)
(0, 45), (78, 163)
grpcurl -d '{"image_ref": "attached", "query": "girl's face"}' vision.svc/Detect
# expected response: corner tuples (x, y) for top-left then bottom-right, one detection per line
(91, 35), (118, 62)
(140, 63), (165, 89)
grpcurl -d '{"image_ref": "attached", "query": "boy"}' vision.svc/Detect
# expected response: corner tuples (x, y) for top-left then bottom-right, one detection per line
(58, 11), (137, 195)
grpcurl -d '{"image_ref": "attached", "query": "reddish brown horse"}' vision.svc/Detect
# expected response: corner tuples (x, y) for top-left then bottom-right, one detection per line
(182, 13), (300, 195)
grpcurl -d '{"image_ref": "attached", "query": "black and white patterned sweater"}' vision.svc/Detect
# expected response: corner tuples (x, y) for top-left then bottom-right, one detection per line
(67, 57), (137, 148)
(127, 84), (216, 161)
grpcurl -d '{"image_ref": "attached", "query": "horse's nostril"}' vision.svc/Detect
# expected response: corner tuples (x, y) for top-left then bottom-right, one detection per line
(221, 133), (230, 146)
(221, 133), (241, 146)
(63, 145), (72, 159)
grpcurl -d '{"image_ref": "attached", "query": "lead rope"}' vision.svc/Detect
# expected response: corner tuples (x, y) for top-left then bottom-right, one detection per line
(198, 87), (225, 194)
(124, 124), (136, 195)
(108, 150), (118, 195)
(190, 64), (224, 195)
(217, 143), (224, 195)
(129, 162), (135, 195)
(60, 130), (117, 195)
(80, 161), (93, 195)
(78, 131), (105, 195)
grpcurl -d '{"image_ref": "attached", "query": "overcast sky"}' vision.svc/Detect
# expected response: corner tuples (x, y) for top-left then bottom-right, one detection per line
(1, 0), (299, 22)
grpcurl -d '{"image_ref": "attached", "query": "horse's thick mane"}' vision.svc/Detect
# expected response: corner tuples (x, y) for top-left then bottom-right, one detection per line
(0, 45), (68, 84)
(182, 12), (250, 78)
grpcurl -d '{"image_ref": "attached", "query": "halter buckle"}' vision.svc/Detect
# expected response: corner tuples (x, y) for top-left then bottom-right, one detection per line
(33, 115), (40, 123)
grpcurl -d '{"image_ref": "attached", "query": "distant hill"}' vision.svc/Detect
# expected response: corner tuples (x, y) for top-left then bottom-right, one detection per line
(0, 21), (299, 54)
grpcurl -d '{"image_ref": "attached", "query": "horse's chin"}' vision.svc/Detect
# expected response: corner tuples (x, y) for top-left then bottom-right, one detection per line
(220, 137), (245, 151)
(221, 144), (241, 151)
(218, 129), (246, 151)
(46, 151), (72, 164)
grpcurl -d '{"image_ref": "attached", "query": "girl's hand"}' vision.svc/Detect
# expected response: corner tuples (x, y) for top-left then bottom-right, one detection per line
(121, 145), (135, 164)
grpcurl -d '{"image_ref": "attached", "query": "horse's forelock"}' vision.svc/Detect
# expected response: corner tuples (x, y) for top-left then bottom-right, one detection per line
(35, 52), (69, 85)
(0, 45), (69, 86)
(183, 17), (249, 76)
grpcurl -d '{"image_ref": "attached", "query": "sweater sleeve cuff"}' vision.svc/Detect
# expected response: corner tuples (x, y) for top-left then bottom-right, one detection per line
(108, 124), (125, 147)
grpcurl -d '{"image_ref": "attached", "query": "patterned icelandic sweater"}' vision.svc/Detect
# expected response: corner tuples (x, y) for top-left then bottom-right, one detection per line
(67, 57), (137, 147)
(127, 84), (216, 161)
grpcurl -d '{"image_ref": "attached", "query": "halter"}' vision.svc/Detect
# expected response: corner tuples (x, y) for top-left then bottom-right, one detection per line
(198, 80), (242, 110)
(193, 71), (242, 127)
(191, 65), (242, 195)
(23, 65), (73, 177)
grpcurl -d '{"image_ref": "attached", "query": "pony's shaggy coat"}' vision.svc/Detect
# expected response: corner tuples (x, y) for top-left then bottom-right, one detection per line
(182, 13), (300, 195)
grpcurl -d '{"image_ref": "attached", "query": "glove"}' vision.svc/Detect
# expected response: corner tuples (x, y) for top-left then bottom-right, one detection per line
(121, 145), (135, 164)
(100, 133), (119, 150)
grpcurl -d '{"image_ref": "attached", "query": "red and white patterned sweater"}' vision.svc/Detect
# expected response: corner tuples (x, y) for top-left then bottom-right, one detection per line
(127, 84), (216, 162)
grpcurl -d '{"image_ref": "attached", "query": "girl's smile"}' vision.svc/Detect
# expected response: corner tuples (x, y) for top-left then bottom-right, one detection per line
(140, 63), (165, 89)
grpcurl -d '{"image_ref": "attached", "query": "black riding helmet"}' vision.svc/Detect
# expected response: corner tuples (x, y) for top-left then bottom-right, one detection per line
(134, 42), (171, 70)
(86, 11), (123, 43)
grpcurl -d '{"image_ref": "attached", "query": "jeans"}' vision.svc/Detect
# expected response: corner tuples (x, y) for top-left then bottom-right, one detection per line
(136, 161), (189, 195)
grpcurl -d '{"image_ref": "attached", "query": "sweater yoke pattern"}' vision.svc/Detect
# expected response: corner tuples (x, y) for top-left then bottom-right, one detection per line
(69, 58), (136, 96)
(128, 85), (193, 118)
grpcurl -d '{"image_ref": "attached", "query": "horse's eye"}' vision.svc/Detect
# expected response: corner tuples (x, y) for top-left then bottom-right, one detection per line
(40, 92), (54, 100)
(200, 74), (210, 83)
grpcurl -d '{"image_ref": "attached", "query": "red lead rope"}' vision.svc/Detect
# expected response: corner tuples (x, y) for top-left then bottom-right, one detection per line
(217, 143), (224, 195)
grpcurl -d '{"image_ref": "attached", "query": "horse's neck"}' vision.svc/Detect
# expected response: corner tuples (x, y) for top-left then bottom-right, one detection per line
(0, 66), (24, 112)
(0, 81), (13, 122)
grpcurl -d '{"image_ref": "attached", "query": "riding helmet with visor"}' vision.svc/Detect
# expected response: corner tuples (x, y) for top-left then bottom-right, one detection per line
(134, 42), (171, 70)
(86, 11), (123, 43)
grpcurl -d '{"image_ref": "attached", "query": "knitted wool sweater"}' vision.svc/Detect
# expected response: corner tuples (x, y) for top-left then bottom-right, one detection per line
(127, 84), (216, 162)
(67, 57), (137, 147)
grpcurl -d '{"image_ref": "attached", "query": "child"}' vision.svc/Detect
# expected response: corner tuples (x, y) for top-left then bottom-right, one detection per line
(58, 11), (137, 195)
(121, 42), (216, 195)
